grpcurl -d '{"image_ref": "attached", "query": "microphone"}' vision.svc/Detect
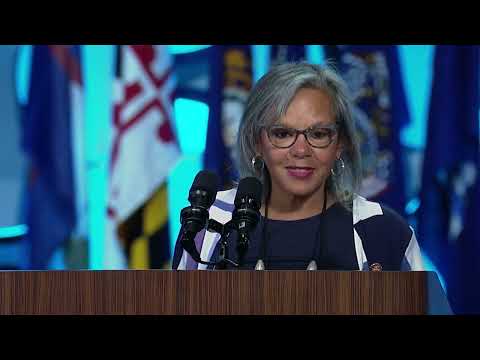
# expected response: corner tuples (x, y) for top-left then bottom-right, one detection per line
(231, 177), (263, 266)
(179, 170), (219, 264)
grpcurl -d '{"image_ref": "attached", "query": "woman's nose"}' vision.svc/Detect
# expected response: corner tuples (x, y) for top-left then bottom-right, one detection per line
(290, 133), (311, 157)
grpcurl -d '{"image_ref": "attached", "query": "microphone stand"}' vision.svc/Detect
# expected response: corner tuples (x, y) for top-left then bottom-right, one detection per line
(216, 233), (230, 270)
(207, 219), (237, 269)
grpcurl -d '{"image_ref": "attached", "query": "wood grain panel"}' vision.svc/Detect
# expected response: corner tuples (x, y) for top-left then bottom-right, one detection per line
(0, 271), (427, 315)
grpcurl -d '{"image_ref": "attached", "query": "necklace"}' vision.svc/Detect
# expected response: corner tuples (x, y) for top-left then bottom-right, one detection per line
(255, 186), (328, 271)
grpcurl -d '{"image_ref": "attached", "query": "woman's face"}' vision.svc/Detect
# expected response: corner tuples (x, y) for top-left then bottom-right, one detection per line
(258, 88), (343, 200)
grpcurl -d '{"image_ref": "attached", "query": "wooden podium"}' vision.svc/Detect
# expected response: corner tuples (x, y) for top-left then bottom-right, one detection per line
(0, 270), (451, 315)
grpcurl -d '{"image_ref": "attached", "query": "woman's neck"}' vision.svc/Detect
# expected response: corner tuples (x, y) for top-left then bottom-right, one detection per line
(261, 186), (334, 221)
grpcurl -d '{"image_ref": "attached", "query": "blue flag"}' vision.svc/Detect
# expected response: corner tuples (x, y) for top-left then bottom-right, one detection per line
(325, 45), (410, 216)
(21, 45), (82, 269)
(454, 177), (480, 313)
(417, 45), (480, 314)
(270, 45), (306, 65)
(203, 45), (253, 187)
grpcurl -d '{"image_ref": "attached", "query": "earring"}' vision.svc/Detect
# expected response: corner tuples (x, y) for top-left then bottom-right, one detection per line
(251, 155), (265, 173)
(330, 157), (345, 177)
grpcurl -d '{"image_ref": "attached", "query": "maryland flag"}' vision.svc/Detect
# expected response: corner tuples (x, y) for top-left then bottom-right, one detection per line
(106, 45), (180, 269)
(117, 183), (171, 269)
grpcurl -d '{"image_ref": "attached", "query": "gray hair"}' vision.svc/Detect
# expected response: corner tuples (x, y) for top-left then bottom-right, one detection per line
(235, 61), (362, 210)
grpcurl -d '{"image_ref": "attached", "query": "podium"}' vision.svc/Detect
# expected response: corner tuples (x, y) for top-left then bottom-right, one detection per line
(0, 270), (451, 315)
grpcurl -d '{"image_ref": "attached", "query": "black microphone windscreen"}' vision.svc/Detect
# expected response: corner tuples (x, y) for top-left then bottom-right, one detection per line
(190, 170), (219, 206)
(235, 177), (263, 207)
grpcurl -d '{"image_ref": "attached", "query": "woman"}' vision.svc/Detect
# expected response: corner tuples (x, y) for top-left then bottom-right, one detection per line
(173, 62), (424, 271)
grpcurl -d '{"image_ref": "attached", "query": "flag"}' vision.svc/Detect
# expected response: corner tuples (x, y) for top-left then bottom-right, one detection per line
(324, 45), (410, 215)
(270, 45), (306, 65)
(117, 183), (171, 269)
(172, 46), (212, 102)
(453, 177), (480, 313)
(106, 45), (180, 269)
(417, 45), (480, 314)
(203, 45), (253, 187)
(21, 45), (82, 269)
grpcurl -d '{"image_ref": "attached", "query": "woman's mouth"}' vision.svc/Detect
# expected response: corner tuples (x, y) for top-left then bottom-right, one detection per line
(286, 166), (315, 179)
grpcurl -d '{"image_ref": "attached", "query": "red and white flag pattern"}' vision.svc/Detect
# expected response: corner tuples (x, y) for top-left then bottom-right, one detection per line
(105, 45), (180, 268)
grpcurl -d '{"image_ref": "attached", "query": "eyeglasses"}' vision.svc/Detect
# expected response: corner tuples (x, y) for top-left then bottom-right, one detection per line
(266, 123), (339, 149)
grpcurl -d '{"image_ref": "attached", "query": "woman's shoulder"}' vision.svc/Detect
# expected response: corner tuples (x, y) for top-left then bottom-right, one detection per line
(352, 194), (412, 240)
(351, 195), (423, 270)
(353, 194), (408, 221)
